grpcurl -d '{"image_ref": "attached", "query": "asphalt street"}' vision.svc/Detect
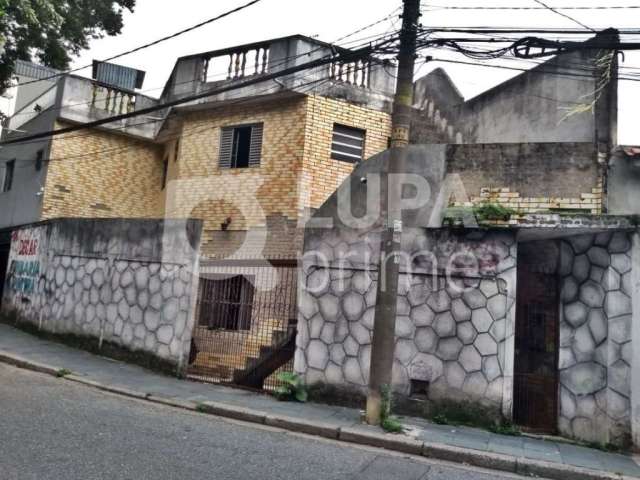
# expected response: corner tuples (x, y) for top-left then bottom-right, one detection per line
(0, 363), (534, 480)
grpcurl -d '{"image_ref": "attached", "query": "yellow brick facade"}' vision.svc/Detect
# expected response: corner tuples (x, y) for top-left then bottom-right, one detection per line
(301, 95), (391, 209)
(162, 94), (391, 255)
(42, 122), (164, 219)
(164, 96), (308, 233)
(39, 95), (391, 257)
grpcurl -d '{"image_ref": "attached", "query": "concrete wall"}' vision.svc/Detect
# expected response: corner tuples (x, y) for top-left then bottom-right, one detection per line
(59, 76), (162, 141)
(412, 35), (617, 147)
(607, 149), (640, 216)
(446, 143), (601, 200)
(459, 49), (602, 144)
(0, 113), (56, 230)
(164, 36), (396, 111)
(1, 218), (202, 372)
(296, 227), (517, 418)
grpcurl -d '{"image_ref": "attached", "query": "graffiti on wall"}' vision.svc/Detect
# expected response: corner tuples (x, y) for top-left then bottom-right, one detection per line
(6, 229), (43, 296)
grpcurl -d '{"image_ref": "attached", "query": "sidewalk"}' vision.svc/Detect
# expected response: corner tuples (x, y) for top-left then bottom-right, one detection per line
(1, 323), (639, 480)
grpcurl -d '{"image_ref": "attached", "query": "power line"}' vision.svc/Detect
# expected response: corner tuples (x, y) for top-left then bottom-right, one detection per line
(423, 4), (640, 10)
(3, 65), (348, 166)
(8, 15), (401, 121)
(422, 27), (640, 34)
(12, 0), (267, 88)
(1, 37), (399, 147)
(532, 0), (595, 33)
(426, 56), (640, 82)
(5, 27), (401, 147)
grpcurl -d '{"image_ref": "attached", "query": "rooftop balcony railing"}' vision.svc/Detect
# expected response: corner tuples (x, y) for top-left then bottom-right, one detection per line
(202, 42), (271, 83)
(90, 82), (137, 114)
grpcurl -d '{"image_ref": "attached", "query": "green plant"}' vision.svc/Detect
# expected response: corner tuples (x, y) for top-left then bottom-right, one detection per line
(382, 416), (404, 433)
(274, 372), (308, 403)
(442, 207), (475, 227)
(380, 385), (404, 434)
(195, 402), (209, 413)
(473, 203), (516, 222)
(432, 413), (449, 425)
(489, 420), (521, 437)
(56, 368), (71, 378)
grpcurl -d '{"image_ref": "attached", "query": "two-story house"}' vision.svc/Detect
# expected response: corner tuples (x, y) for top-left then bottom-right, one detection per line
(0, 35), (396, 387)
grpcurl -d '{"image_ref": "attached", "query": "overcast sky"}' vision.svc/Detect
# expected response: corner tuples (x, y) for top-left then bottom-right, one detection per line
(70, 0), (640, 144)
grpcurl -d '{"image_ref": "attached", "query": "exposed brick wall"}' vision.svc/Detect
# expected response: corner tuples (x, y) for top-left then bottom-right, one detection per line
(446, 143), (602, 200)
(41, 95), (391, 260)
(165, 94), (391, 259)
(163, 96), (308, 242)
(42, 122), (164, 219)
(300, 95), (391, 209)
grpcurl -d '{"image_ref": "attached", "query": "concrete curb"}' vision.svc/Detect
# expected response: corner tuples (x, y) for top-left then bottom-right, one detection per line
(65, 374), (149, 401)
(0, 350), (62, 376)
(340, 426), (423, 456)
(422, 441), (517, 473)
(0, 351), (636, 480)
(265, 415), (340, 440)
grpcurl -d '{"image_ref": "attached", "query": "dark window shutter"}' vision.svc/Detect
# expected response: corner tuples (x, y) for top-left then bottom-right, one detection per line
(219, 127), (234, 169)
(248, 123), (263, 167)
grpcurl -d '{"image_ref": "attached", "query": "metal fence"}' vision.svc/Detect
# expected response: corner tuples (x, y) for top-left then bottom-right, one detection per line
(188, 260), (297, 391)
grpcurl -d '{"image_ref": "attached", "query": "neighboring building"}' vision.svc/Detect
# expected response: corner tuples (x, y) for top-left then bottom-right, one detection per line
(0, 35), (395, 388)
(295, 31), (640, 449)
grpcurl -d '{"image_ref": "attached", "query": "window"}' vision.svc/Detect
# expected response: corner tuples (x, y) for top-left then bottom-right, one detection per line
(2, 160), (15, 192)
(35, 150), (44, 172)
(198, 276), (254, 331)
(331, 124), (366, 163)
(219, 123), (263, 169)
(161, 156), (169, 190)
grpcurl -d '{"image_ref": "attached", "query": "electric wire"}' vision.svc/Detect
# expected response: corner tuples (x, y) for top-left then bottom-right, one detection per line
(11, 0), (267, 88)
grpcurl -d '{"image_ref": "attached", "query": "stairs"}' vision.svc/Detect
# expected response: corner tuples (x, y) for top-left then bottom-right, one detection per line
(189, 319), (296, 387)
(232, 325), (297, 389)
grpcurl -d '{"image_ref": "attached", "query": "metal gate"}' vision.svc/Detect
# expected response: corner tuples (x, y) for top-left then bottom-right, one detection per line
(188, 260), (297, 390)
(514, 241), (559, 433)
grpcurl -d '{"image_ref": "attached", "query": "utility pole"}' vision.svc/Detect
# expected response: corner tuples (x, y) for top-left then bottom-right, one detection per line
(366, 0), (421, 425)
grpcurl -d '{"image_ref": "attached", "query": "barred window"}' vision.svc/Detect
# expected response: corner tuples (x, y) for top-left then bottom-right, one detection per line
(197, 276), (254, 331)
(331, 124), (366, 163)
(219, 123), (264, 169)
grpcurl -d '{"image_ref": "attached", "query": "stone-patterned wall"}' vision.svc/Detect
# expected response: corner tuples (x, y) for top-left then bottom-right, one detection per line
(1, 219), (202, 372)
(558, 232), (633, 446)
(296, 227), (517, 416)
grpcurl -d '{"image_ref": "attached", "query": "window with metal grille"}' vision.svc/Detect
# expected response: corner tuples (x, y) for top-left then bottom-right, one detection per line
(219, 123), (263, 169)
(35, 150), (44, 172)
(198, 275), (254, 331)
(331, 124), (366, 163)
(2, 160), (15, 192)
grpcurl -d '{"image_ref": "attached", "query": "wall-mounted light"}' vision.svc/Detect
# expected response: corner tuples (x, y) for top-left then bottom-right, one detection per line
(221, 217), (232, 231)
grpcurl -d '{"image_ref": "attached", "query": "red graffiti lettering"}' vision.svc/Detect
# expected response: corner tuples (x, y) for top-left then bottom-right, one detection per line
(18, 239), (38, 256)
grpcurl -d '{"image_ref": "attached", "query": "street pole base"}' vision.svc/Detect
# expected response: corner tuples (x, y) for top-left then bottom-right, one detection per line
(365, 391), (382, 426)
